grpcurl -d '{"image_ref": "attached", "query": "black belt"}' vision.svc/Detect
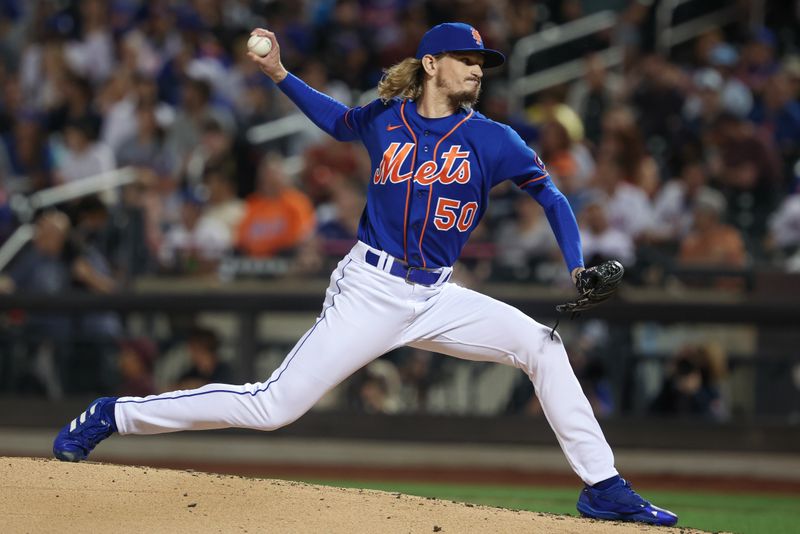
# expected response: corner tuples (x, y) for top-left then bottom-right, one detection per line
(365, 250), (449, 286)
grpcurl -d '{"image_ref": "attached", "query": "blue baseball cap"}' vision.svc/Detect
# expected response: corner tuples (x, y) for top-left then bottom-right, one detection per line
(416, 23), (505, 68)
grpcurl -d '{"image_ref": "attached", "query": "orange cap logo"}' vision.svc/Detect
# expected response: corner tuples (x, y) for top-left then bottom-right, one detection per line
(471, 28), (483, 46)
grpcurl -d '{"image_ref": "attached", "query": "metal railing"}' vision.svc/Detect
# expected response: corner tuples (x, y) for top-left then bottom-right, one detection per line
(0, 167), (137, 273)
(655, 0), (740, 55)
(508, 10), (619, 115)
(509, 45), (624, 114)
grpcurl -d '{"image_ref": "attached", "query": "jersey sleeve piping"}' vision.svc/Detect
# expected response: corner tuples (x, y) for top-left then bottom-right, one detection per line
(517, 174), (550, 188)
(344, 108), (354, 131)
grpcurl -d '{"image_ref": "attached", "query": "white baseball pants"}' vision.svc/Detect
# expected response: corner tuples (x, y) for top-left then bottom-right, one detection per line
(116, 241), (617, 485)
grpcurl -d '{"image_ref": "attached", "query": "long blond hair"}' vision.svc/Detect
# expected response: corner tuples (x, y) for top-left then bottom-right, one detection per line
(377, 57), (425, 102)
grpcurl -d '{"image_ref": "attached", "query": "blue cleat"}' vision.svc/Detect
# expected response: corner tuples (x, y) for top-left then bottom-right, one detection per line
(577, 476), (678, 526)
(53, 397), (118, 462)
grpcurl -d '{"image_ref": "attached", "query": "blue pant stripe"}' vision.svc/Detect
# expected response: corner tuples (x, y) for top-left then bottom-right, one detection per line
(117, 258), (353, 406)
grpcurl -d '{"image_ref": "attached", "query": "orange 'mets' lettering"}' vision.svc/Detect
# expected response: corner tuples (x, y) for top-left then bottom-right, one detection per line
(373, 143), (472, 186)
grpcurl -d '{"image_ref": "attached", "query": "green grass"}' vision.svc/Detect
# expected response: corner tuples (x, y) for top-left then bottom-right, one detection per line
(304, 479), (800, 534)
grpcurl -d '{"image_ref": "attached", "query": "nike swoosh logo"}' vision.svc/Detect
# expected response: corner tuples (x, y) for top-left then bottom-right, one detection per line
(386, 124), (403, 131)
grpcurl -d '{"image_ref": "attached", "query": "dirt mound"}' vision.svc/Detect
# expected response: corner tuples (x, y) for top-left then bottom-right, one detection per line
(1, 457), (706, 533)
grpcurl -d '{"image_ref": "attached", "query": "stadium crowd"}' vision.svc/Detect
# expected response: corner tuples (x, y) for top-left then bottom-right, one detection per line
(0, 0), (797, 418)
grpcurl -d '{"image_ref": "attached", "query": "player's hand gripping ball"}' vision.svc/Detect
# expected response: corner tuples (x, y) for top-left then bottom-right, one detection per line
(248, 34), (272, 57)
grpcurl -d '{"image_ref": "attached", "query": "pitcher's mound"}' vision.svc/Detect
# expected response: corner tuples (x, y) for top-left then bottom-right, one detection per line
(2, 457), (703, 533)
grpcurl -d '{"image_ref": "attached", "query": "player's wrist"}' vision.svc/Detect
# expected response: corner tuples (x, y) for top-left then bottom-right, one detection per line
(270, 68), (289, 84)
(571, 267), (585, 286)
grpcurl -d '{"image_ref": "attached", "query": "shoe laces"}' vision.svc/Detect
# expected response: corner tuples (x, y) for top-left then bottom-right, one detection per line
(595, 478), (651, 509)
(73, 414), (114, 451)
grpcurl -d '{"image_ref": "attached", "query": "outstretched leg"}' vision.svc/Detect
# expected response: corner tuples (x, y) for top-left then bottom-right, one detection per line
(54, 256), (408, 459)
(406, 282), (616, 485)
(404, 283), (677, 525)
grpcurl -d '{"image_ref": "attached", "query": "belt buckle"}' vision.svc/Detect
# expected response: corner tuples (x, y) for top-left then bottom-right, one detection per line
(404, 266), (418, 285)
(405, 266), (437, 287)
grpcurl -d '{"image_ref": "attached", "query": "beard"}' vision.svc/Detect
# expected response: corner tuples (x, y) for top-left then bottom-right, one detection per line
(436, 73), (481, 109)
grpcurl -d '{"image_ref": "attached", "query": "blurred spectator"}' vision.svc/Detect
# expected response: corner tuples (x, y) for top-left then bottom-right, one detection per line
(649, 160), (726, 245)
(53, 117), (116, 184)
(172, 327), (233, 390)
(63, 0), (114, 85)
(165, 77), (234, 181)
(590, 154), (654, 240)
(20, 37), (71, 112)
(395, 348), (442, 413)
(629, 55), (686, 151)
(579, 197), (636, 268)
(100, 180), (153, 281)
(526, 90), (584, 143)
(98, 70), (141, 154)
(650, 344), (729, 421)
(682, 68), (726, 135)
(301, 136), (366, 204)
(537, 120), (594, 198)
(314, 0), (379, 91)
(566, 54), (623, 147)
(117, 338), (157, 397)
(767, 190), (800, 256)
(185, 117), (239, 191)
(347, 360), (402, 414)
(707, 43), (753, 119)
(3, 111), (53, 192)
(236, 152), (315, 258)
(158, 191), (231, 275)
(123, 167), (181, 270)
(70, 195), (119, 281)
(493, 193), (559, 280)
(201, 166), (245, 244)
(2, 210), (72, 297)
(737, 27), (779, 95)
(44, 73), (101, 139)
(707, 113), (783, 236)
(98, 70), (175, 159)
(116, 102), (174, 173)
(3, 207), (119, 298)
(598, 107), (660, 197)
(677, 190), (747, 269)
(236, 76), (278, 131)
(749, 71), (800, 168)
(317, 179), (364, 250)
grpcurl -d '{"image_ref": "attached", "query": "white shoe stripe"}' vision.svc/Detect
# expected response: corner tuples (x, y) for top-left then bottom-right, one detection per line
(69, 419), (77, 432)
(79, 411), (87, 424)
(90, 404), (97, 416)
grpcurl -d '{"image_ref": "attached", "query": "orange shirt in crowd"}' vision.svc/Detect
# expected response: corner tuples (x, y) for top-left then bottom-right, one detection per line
(236, 188), (316, 257)
(678, 225), (747, 267)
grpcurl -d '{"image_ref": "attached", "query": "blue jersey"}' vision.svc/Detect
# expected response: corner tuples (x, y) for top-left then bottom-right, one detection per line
(278, 73), (583, 272)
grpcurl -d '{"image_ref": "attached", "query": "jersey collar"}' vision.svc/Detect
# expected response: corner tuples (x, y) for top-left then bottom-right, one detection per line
(403, 99), (473, 134)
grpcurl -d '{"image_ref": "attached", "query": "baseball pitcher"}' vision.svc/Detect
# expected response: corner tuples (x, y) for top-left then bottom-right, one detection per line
(54, 22), (676, 527)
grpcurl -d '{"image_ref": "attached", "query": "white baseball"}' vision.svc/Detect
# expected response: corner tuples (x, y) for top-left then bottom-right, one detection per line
(248, 34), (272, 57)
